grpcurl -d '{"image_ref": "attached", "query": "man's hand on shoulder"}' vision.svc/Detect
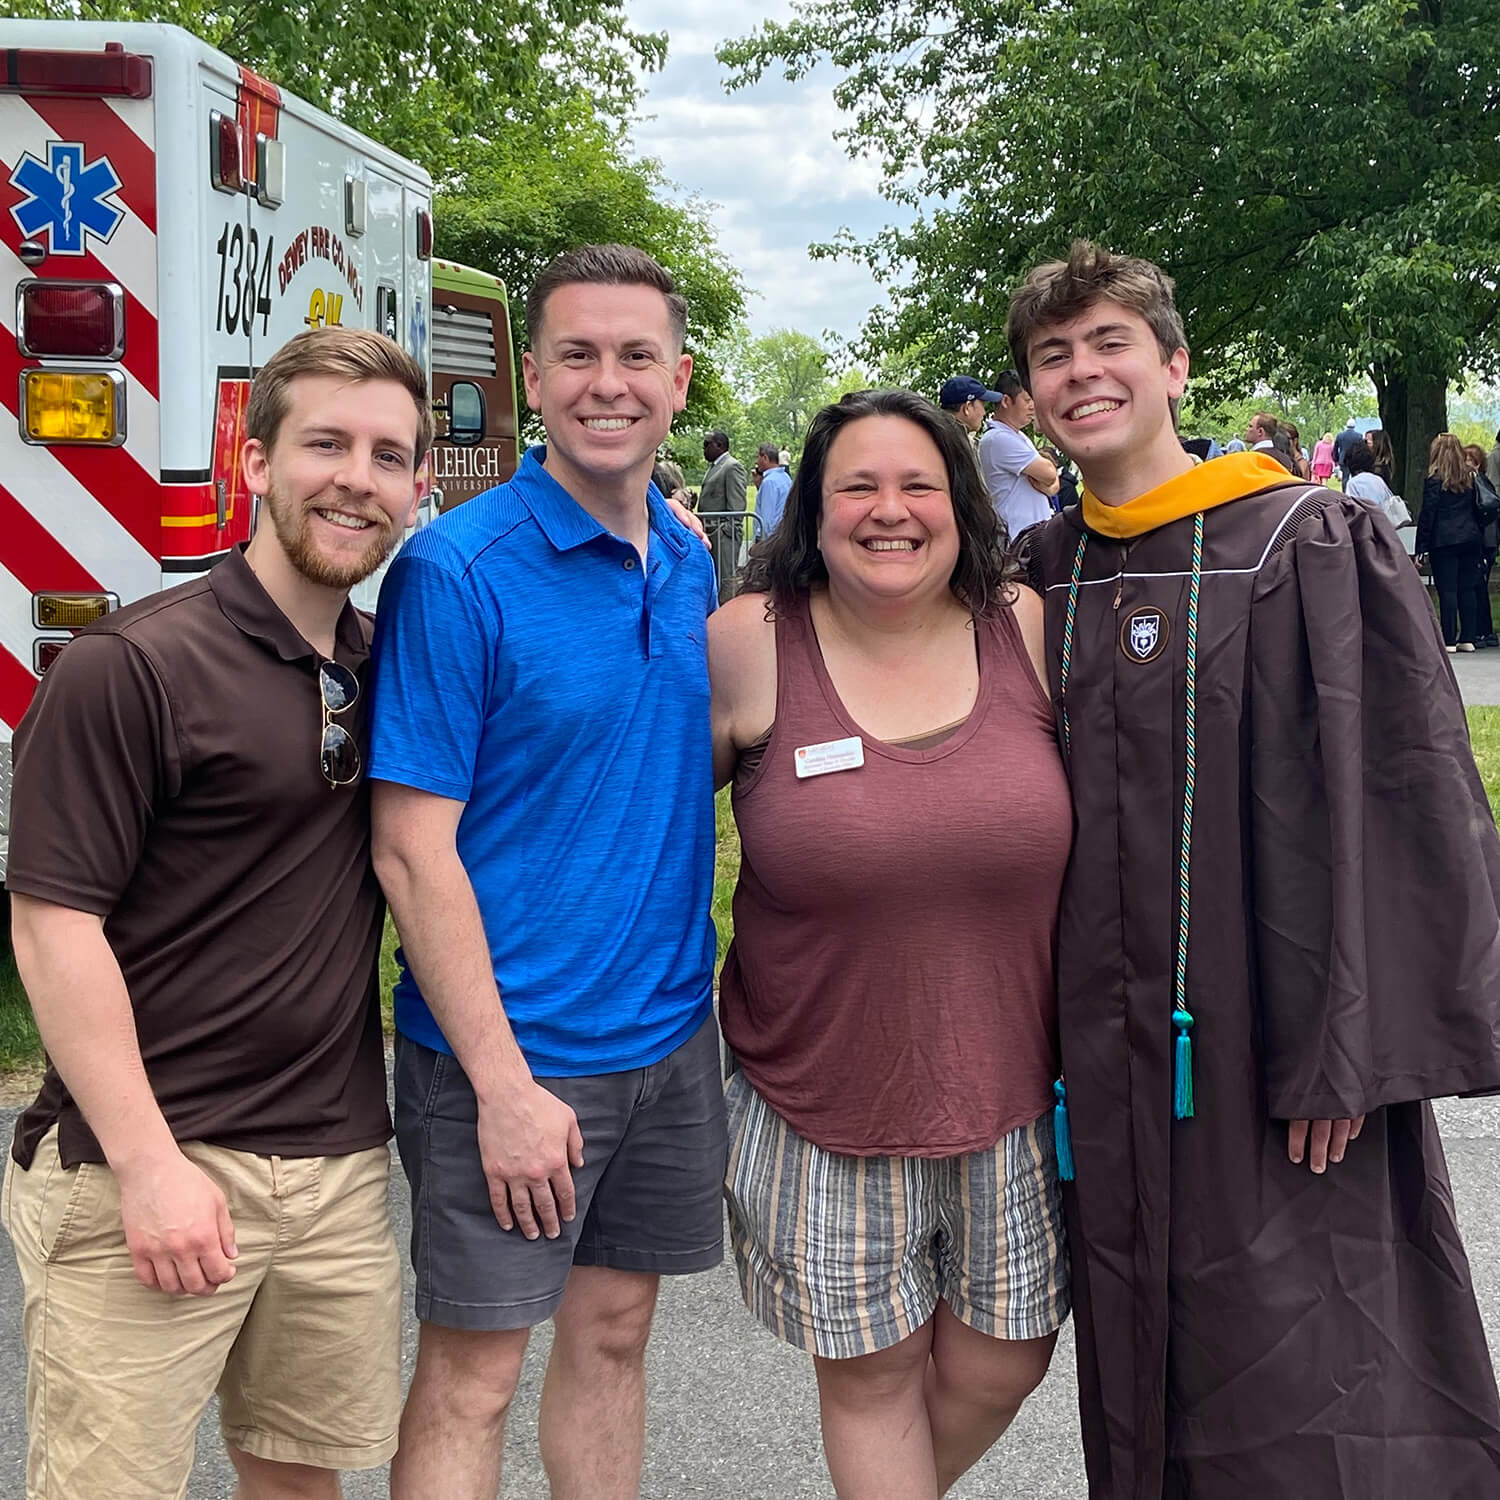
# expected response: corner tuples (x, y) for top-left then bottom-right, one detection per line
(114, 1147), (238, 1296)
(476, 1079), (585, 1240)
(667, 494), (711, 549)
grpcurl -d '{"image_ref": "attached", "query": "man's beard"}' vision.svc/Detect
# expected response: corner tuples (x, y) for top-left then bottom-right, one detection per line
(262, 484), (400, 589)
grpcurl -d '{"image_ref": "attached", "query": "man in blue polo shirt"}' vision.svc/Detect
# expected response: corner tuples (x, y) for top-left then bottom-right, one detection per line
(368, 244), (724, 1500)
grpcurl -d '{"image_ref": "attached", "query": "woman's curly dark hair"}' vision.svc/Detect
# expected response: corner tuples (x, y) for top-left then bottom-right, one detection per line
(738, 388), (1019, 616)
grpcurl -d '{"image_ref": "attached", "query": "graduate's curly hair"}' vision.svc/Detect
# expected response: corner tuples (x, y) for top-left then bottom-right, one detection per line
(1006, 242), (1189, 424)
(738, 388), (1018, 617)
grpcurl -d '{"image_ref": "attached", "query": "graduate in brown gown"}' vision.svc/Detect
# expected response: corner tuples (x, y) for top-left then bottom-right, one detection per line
(1012, 241), (1500, 1500)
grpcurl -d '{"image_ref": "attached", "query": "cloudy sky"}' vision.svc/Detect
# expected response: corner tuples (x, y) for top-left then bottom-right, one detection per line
(626, 0), (908, 344)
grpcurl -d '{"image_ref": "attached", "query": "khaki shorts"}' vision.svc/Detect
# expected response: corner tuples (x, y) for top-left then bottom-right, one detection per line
(1, 1127), (401, 1500)
(725, 1071), (1070, 1360)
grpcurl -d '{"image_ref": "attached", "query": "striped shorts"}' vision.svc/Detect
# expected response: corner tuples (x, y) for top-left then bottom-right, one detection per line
(724, 1071), (1069, 1360)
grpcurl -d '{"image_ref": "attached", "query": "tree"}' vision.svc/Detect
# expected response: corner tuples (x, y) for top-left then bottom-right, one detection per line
(721, 0), (1500, 503)
(739, 329), (831, 445)
(1180, 382), (1380, 451)
(20, 0), (745, 436)
(14, 0), (665, 171)
(688, 327), (871, 476)
(437, 102), (745, 438)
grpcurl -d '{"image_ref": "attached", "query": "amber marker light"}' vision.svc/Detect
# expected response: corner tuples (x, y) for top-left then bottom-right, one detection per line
(20, 369), (125, 445)
(32, 593), (117, 629)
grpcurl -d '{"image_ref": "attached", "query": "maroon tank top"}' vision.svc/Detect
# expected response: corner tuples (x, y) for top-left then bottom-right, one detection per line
(718, 592), (1072, 1156)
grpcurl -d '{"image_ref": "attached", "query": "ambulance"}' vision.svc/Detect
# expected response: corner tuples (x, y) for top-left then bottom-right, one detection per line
(0, 20), (513, 880)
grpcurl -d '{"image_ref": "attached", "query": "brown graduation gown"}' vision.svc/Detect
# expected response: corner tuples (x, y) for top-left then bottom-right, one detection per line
(1027, 475), (1500, 1499)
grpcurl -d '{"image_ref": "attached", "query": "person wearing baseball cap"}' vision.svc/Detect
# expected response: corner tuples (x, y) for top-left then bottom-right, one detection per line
(939, 376), (1005, 446)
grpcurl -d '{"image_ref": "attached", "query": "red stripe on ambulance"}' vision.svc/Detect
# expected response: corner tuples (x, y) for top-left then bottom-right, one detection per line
(0, 482), (103, 592)
(0, 340), (160, 556)
(236, 64), (281, 182)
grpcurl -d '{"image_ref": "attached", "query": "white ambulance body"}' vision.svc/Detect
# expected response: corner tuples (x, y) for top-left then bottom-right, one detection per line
(0, 20), (438, 877)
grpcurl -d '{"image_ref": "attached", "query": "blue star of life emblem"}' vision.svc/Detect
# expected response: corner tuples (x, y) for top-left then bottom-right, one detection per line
(9, 141), (125, 256)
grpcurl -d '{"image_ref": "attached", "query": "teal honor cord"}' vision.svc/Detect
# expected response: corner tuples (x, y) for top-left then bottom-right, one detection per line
(1053, 512), (1205, 1183)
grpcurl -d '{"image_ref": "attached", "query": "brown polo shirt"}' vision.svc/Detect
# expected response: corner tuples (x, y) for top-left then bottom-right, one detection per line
(9, 545), (390, 1169)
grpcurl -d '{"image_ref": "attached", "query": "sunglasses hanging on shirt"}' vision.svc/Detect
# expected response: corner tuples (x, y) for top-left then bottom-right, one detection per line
(319, 660), (361, 788)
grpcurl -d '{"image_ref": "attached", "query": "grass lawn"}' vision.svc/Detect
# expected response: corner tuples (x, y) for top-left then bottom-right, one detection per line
(4, 735), (1499, 1076)
(0, 930), (38, 1074)
(1466, 706), (1500, 807)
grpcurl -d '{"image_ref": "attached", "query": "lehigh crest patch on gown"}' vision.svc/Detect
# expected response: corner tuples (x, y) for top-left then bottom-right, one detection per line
(1119, 605), (1168, 662)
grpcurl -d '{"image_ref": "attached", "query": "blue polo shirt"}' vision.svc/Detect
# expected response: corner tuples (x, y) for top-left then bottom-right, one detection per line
(368, 448), (717, 1075)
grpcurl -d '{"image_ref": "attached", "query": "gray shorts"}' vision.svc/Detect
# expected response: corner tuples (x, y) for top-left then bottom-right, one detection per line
(395, 1011), (728, 1331)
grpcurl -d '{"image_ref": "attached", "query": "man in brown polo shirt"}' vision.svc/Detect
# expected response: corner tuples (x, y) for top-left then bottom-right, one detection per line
(1, 327), (430, 1500)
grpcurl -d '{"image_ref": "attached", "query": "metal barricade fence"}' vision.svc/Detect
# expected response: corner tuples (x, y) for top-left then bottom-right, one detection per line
(693, 509), (766, 602)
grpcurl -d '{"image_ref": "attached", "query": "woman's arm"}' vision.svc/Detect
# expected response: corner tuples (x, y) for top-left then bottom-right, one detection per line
(707, 592), (779, 789)
(1415, 479), (1437, 555)
(1010, 583), (1051, 700)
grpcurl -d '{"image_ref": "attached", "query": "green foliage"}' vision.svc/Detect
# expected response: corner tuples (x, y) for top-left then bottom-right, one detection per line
(0, 932), (41, 1074)
(380, 912), (400, 1034)
(15, 0), (665, 172)
(21, 1), (745, 435)
(1467, 707), (1500, 819)
(685, 326), (873, 474)
(437, 102), (744, 440)
(737, 328), (832, 444)
(1180, 383), (1380, 448)
(721, 0), (1500, 494)
(713, 787), (737, 973)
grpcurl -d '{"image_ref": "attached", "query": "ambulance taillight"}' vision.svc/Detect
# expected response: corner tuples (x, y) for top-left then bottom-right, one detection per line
(17, 281), (125, 360)
(417, 209), (433, 261)
(210, 110), (244, 194)
(33, 641), (69, 676)
(0, 43), (153, 99)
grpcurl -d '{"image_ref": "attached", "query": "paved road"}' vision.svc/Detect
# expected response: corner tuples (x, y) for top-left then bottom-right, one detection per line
(1, 1099), (1498, 1498)
(1452, 649), (1500, 707)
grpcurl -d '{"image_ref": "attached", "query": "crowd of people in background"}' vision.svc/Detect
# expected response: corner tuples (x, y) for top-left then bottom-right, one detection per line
(656, 396), (1500, 653)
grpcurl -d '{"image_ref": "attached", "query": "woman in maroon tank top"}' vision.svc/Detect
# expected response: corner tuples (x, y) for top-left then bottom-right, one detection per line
(709, 389), (1073, 1499)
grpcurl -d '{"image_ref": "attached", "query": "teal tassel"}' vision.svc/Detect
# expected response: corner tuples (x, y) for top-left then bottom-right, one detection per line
(1053, 1077), (1075, 1181)
(1173, 1009), (1195, 1120)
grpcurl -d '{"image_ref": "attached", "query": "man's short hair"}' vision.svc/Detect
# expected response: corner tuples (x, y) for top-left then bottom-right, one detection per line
(1251, 412), (1280, 440)
(1006, 240), (1189, 390)
(525, 243), (688, 353)
(757, 442), (782, 464)
(246, 327), (431, 465)
(705, 430), (729, 451)
(994, 370), (1026, 401)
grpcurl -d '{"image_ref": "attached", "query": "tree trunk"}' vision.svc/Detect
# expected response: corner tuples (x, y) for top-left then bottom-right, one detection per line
(1374, 367), (1449, 509)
